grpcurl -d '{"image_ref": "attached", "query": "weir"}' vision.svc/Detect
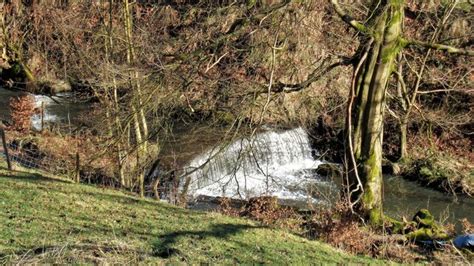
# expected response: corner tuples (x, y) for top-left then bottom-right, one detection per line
(182, 127), (474, 225)
(184, 127), (329, 200)
(31, 94), (60, 130)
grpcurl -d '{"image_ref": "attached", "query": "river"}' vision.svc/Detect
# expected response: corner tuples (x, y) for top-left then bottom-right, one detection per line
(1, 87), (472, 226)
(181, 127), (473, 226)
(0, 87), (88, 130)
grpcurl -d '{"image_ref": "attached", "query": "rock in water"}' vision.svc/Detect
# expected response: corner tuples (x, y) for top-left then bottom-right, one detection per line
(38, 78), (72, 94)
(453, 234), (474, 250)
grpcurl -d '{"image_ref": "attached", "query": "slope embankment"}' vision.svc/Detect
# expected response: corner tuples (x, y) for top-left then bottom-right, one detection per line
(0, 162), (375, 264)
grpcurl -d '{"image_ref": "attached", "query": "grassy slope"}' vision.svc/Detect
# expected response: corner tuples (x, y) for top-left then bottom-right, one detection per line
(0, 165), (377, 264)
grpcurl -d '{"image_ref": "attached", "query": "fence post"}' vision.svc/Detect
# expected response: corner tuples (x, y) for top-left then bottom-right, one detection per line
(1, 128), (12, 170)
(41, 101), (45, 132)
(75, 152), (80, 183)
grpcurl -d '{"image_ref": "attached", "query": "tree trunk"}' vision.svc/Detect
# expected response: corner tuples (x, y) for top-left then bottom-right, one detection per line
(349, 1), (404, 225)
(399, 117), (408, 161)
(123, 0), (148, 197)
(105, 0), (127, 187)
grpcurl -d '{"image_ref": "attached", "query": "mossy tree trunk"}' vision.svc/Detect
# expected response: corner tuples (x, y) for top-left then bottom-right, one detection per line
(332, 0), (473, 225)
(350, 1), (404, 225)
(333, 0), (404, 225)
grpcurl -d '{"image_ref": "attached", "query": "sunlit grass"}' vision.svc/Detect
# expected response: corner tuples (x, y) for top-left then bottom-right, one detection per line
(0, 160), (378, 264)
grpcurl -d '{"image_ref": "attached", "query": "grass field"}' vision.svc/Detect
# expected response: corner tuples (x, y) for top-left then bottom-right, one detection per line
(0, 163), (378, 264)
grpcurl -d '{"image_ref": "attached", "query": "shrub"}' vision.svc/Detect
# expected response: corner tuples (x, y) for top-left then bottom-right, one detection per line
(9, 95), (36, 133)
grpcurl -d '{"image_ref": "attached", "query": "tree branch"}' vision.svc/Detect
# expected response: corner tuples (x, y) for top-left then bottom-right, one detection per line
(329, 0), (367, 33)
(404, 38), (474, 56)
(254, 56), (352, 94)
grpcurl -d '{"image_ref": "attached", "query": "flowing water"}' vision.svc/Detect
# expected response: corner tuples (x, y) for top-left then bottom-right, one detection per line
(183, 127), (474, 224)
(0, 87), (87, 130)
(1, 86), (472, 225)
(184, 127), (325, 201)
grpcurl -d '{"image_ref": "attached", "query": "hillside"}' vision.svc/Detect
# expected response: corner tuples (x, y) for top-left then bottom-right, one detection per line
(0, 165), (376, 264)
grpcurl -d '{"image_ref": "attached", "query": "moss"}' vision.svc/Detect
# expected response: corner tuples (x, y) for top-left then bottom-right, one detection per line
(413, 209), (435, 228)
(398, 37), (410, 48)
(413, 158), (453, 184)
(360, 151), (383, 225)
(353, 22), (368, 33)
(419, 166), (434, 180)
(390, 0), (404, 6)
(246, 0), (257, 8)
(407, 228), (446, 241)
(385, 210), (450, 241)
(380, 38), (403, 64)
(2, 61), (24, 81)
(368, 208), (383, 226)
(408, 209), (449, 241)
(216, 111), (235, 125)
(402, 155), (472, 196)
(384, 216), (415, 234)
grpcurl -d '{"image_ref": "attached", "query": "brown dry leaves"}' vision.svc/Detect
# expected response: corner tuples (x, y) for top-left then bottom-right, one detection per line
(9, 95), (36, 133)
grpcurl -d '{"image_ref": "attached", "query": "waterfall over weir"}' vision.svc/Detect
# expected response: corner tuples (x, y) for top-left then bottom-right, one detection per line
(184, 127), (330, 201)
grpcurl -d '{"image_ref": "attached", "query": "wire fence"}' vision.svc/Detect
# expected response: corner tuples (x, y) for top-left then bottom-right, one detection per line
(0, 129), (177, 200)
(0, 130), (77, 180)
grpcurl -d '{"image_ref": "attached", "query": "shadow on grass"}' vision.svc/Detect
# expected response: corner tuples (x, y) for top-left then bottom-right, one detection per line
(0, 166), (201, 217)
(152, 223), (262, 258)
(80, 190), (204, 216)
(0, 167), (71, 184)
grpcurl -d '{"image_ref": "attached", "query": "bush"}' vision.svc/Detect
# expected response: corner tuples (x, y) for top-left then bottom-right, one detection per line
(9, 95), (36, 133)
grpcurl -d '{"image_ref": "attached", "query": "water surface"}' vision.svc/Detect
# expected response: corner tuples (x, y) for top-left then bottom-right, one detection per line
(179, 127), (473, 226)
(0, 87), (88, 129)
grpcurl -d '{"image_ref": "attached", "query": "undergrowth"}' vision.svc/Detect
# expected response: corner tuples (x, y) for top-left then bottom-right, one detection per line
(218, 196), (473, 263)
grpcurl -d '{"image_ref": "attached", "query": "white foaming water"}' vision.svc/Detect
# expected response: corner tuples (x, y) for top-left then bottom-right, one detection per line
(31, 95), (60, 130)
(184, 127), (326, 201)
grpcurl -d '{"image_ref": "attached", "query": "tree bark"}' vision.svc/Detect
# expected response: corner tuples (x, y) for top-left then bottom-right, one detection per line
(331, 0), (473, 225)
(399, 118), (408, 160)
(348, 1), (404, 225)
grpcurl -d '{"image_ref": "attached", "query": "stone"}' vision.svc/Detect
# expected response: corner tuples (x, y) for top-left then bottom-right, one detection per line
(38, 78), (72, 94)
(315, 163), (342, 180)
(413, 209), (435, 228)
(382, 160), (401, 175)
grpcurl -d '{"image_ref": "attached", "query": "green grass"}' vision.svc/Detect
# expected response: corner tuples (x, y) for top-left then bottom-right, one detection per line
(0, 164), (378, 264)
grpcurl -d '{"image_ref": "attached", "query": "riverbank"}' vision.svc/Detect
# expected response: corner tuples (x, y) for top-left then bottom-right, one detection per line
(0, 162), (377, 264)
(309, 119), (474, 198)
(400, 136), (474, 197)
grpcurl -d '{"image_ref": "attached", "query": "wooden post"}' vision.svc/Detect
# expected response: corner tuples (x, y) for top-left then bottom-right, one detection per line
(1, 128), (12, 170)
(75, 152), (80, 183)
(41, 101), (44, 132)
